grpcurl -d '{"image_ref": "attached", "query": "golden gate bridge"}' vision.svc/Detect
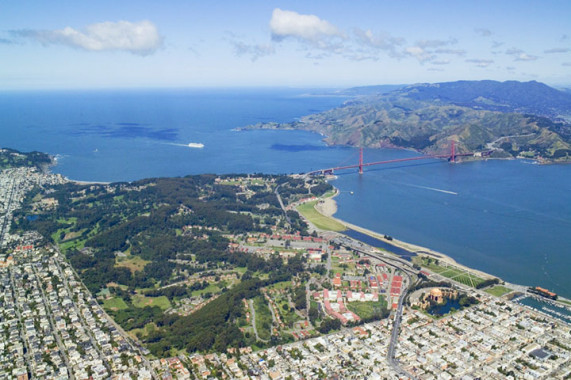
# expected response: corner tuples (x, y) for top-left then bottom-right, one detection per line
(307, 141), (492, 176)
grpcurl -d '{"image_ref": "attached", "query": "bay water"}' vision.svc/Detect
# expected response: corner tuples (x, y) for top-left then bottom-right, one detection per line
(1, 89), (569, 298)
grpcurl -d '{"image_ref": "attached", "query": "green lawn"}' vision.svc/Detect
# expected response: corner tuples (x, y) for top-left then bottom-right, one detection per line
(103, 297), (128, 311)
(115, 255), (150, 273)
(485, 285), (513, 297)
(277, 299), (301, 328)
(253, 296), (273, 341)
(132, 295), (171, 310)
(346, 296), (388, 320)
(296, 201), (346, 232)
(416, 257), (486, 288)
(191, 283), (222, 297)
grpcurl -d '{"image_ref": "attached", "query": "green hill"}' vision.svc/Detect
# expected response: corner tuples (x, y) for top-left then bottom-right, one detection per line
(245, 80), (571, 162)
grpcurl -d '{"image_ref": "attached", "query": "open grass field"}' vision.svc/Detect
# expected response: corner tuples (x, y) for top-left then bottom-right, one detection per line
(415, 256), (486, 288)
(191, 283), (222, 297)
(115, 255), (150, 273)
(345, 296), (387, 318)
(103, 297), (128, 311)
(253, 296), (272, 341)
(346, 296), (388, 320)
(129, 322), (157, 339)
(296, 201), (346, 232)
(485, 285), (513, 297)
(132, 295), (171, 310)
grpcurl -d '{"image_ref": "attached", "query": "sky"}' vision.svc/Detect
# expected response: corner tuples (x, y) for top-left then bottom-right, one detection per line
(1, 0), (571, 90)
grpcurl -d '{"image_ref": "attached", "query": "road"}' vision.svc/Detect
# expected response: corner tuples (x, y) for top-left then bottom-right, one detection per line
(274, 184), (291, 225)
(55, 247), (159, 379)
(0, 179), (16, 247)
(8, 267), (36, 379)
(50, 259), (112, 375)
(386, 273), (418, 380)
(30, 264), (76, 380)
(249, 299), (269, 342)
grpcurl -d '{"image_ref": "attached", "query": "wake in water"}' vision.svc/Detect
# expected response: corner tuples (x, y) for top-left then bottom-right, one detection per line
(387, 180), (458, 195)
(165, 142), (205, 148)
(413, 185), (458, 195)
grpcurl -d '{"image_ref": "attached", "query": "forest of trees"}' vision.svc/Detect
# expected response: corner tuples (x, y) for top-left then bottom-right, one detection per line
(13, 174), (334, 356)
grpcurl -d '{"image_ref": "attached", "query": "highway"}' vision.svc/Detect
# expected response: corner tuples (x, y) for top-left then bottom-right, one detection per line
(274, 184), (291, 225)
(333, 233), (418, 379)
(386, 274), (418, 380)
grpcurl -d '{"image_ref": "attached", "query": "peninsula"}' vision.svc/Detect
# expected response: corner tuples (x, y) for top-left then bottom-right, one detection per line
(1, 149), (569, 379)
(242, 80), (571, 163)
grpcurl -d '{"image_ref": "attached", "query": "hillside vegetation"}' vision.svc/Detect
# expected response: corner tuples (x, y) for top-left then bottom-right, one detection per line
(246, 80), (571, 162)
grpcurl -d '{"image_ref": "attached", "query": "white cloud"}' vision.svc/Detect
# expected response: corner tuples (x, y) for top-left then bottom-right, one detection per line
(475, 28), (492, 37)
(514, 53), (538, 61)
(465, 58), (494, 68)
(416, 38), (457, 49)
(431, 59), (450, 65)
(232, 41), (275, 61)
(405, 46), (435, 63)
(270, 8), (342, 44)
(505, 47), (538, 61)
(562, 62), (571, 66)
(353, 28), (404, 55)
(434, 48), (465, 56)
(505, 47), (523, 55)
(544, 47), (570, 54)
(403, 38), (459, 63)
(13, 20), (162, 56)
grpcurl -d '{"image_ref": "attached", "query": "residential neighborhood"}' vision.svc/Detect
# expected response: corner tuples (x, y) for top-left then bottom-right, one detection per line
(0, 167), (569, 379)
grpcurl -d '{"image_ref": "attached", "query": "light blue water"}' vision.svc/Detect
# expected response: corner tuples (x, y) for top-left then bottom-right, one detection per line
(1, 89), (570, 297)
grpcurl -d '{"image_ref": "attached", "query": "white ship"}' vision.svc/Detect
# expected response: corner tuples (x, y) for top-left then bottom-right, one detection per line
(188, 143), (205, 148)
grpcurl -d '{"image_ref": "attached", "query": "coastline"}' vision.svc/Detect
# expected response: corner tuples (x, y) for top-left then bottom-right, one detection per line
(313, 190), (571, 309)
(315, 189), (499, 281)
(70, 179), (112, 185)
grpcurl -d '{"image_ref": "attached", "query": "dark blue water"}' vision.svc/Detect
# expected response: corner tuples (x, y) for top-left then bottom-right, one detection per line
(332, 156), (571, 298)
(427, 298), (462, 316)
(1, 89), (570, 298)
(0, 88), (350, 182)
(342, 229), (416, 260)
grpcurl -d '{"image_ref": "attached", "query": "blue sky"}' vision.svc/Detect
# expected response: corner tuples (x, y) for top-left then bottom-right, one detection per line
(1, 1), (570, 89)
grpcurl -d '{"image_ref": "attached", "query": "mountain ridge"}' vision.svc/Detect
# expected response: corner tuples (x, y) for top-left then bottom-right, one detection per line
(245, 80), (571, 162)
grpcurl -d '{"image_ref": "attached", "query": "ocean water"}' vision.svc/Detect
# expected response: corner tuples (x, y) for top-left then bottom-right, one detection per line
(0, 88), (350, 181)
(1, 89), (570, 297)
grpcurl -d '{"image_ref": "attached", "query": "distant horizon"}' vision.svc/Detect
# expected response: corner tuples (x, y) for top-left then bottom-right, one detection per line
(1, 78), (571, 93)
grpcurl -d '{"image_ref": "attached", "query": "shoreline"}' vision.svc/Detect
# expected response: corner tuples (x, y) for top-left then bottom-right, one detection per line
(315, 189), (514, 283)
(69, 179), (112, 185)
(314, 192), (571, 308)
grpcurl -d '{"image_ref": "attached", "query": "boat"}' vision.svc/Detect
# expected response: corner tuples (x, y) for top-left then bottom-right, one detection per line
(188, 143), (205, 148)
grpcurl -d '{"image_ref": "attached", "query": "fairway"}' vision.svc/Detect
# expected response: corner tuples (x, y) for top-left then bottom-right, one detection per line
(296, 200), (346, 232)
